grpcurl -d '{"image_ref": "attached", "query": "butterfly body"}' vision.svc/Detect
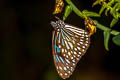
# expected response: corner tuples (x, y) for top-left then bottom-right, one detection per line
(51, 20), (90, 79)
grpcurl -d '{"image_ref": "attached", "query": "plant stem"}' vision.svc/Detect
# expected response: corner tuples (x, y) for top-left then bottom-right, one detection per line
(94, 20), (120, 35)
(66, 0), (83, 18)
(93, 20), (111, 31)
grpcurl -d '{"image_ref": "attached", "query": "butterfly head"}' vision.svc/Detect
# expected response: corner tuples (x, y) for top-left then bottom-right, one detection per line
(51, 20), (65, 30)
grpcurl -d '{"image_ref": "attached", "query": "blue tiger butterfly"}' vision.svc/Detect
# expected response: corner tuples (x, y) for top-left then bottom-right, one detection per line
(50, 17), (95, 79)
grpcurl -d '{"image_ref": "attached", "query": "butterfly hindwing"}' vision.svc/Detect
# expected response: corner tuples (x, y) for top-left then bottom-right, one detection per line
(64, 24), (90, 56)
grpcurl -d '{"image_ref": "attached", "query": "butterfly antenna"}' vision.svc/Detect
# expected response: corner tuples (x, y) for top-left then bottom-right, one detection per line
(55, 16), (60, 20)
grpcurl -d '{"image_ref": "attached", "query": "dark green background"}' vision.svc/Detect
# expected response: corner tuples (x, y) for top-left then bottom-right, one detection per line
(0, 0), (120, 80)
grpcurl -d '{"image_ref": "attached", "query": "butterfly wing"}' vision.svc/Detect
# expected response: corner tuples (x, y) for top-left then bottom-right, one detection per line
(52, 31), (73, 79)
(52, 24), (90, 79)
(64, 24), (90, 56)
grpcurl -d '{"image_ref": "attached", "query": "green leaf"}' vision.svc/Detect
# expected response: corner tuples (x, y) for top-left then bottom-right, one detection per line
(110, 18), (118, 28)
(110, 8), (118, 19)
(82, 10), (100, 17)
(112, 33), (120, 46)
(118, 13), (120, 17)
(99, 5), (106, 15)
(105, 8), (110, 16)
(110, 3), (120, 19)
(107, 0), (114, 6)
(116, 12), (120, 18)
(113, 3), (119, 10)
(92, 0), (99, 7)
(63, 5), (72, 20)
(104, 31), (111, 51)
(111, 30), (120, 36)
(105, 0), (113, 16)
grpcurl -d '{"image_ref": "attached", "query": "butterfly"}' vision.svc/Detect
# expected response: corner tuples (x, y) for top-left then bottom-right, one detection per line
(50, 18), (96, 79)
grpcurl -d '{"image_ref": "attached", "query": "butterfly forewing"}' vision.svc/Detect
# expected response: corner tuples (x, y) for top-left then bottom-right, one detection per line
(52, 22), (90, 79)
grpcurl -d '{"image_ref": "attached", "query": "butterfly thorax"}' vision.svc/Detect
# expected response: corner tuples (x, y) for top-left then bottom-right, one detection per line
(51, 20), (65, 31)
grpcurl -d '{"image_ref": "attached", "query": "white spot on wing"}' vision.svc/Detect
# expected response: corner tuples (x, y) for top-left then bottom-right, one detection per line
(80, 39), (83, 42)
(72, 59), (75, 62)
(59, 66), (62, 70)
(65, 73), (67, 76)
(65, 49), (67, 52)
(56, 66), (58, 69)
(73, 55), (76, 58)
(77, 58), (80, 60)
(68, 71), (71, 73)
(60, 73), (63, 76)
(85, 32), (88, 34)
(68, 42), (73, 49)
(74, 48), (77, 51)
(82, 49), (85, 52)
(73, 63), (75, 66)
(65, 58), (70, 63)
(59, 45), (61, 48)
(68, 52), (71, 56)
(63, 54), (66, 56)
(77, 54), (80, 57)
(86, 41), (88, 43)
(71, 57), (73, 59)
(77, 47), (81, 50)
(82, 46), (85, 49)
(80, 42), (83, 44)
(77, 43), (80, 45)
(79, 52), (81, 55)
(66, 55), (68, 58)
(86, 35), (88, 37)
(67, 66), (69, 69)
(64, 67), (67, 71)
(86, 38), (89, 40)
(71, 67), (73, 71)
(81, 35), (84, 37)
(66, 63), (68, 65)
(62, 48), (64, 52)
(85, 43), (88, 46)
(72, 40), (75, 44)
(74, 52), (77, 55)
(64, 40), (70, 49)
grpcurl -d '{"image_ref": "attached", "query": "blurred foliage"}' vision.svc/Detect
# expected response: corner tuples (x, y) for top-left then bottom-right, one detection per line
(112, 33), (120, 46)
(53, 0), (120, 50)
(93, 0), (120, 28)
(104, 30), (111, 51)
(63, 5), (72, 20)
(44, 69), (58, 80)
